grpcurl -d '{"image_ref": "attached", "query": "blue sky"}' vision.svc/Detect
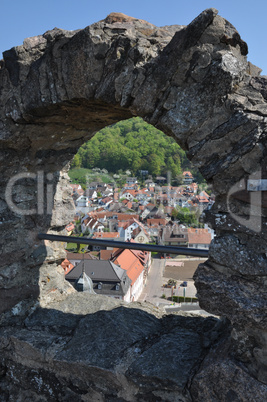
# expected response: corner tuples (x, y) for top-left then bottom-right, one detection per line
(1, 0), (266, 74)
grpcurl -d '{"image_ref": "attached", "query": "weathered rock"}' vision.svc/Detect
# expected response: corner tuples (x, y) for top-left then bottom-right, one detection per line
(0, 8), (267, 399)
(0, 294), (222, 401)
(191, 334), (267, 401)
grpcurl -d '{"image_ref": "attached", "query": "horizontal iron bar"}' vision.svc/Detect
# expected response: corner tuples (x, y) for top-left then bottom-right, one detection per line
(38, 233), (209, 257)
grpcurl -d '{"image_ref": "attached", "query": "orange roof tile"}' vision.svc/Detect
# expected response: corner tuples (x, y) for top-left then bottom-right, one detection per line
(113, 249), (144, 285)
(183, 171), (193, 177)
(61, 259), (74, 275)
(100, 249), (114, 260)
(92, 232), (120, 239)
(187, 228), (211, 245)
(65, 222), (75, 232)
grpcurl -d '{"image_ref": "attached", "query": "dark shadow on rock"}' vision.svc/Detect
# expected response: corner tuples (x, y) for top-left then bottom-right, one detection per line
(0, 294), (226, 400)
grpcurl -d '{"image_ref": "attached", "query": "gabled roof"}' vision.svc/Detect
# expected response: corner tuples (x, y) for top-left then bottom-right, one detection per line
(112, 249), (144, 286)
(84, 218), (104, 230)
(74, 188), (84, 197)
(61, 259), (74, 275)
(122, 189), (138, 196)
(116, 213), (139, 221)
(100, 249), (114, 260)
(183, 171), (193, 177)
(92, 232), (120, 239)
(101, 196), (113, 203)
(196, 195), (209, 203)
(187, 228), (211, 244)
(70, 184), (82, 190)
(65, 222), (75, 232)
(95, 207), (105, 212)
(66, 260), (126, 282)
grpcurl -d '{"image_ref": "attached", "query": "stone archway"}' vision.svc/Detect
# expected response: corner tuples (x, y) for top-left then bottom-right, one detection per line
(0, 8), (266, 399)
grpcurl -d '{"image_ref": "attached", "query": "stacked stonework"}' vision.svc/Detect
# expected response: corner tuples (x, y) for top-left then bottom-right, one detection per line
(0, 9), (266, 400)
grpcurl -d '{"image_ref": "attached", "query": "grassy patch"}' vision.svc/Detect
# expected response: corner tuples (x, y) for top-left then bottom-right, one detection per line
(168, 296), (198, 303)
(68, 168), (115, 186)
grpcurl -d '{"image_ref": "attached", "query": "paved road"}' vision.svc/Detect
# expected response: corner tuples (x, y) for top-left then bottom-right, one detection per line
(138, 258), (166, 305)
(138, 257), (212, 316)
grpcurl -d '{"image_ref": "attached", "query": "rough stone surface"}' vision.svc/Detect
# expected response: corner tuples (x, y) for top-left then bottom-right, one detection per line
(0, 294), (224, 401)
(0, 8), (267, 399)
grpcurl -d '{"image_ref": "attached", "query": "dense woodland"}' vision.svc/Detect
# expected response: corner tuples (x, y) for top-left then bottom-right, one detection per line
(71, 117), (204, 182)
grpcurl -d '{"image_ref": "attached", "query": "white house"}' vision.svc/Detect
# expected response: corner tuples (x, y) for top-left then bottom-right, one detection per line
(112, 248), (145, 302)
(133, 229), (150, 244)
(81, 217), (104, 234)
(126, 177), (138, 185)
(76, 195), (90, 207)
(183, 171), (194, 184)
(117, 218), (146, 241)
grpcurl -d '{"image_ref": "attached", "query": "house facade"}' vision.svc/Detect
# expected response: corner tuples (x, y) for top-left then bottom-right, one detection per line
(133, 229), (150, 244)
(76, 195), (90, 208)
(65, 260), (132, 301)
(183, 171), (194, 184)
(81, 217), (105, 234)
(126, 177), (138, 186)
(112, 248), (145, 301)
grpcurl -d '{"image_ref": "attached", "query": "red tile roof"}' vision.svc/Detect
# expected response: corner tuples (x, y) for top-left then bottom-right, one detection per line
(147, 218), (168, 226)
(100, 249), (114, 260)
(101, 196), (113, 203)
(116, 213), (139, 221)
(113, 249), (144, 285)
(183, 171), (193, 177)
(61, 259), (74, 275)
(70, 184), (82, 190)
(65, 222), (75, 232)
(122, 189), (138, 196)
(196, 195), (209, 203)
(92, 232), (120, 239)
(187, 228), (211, 245)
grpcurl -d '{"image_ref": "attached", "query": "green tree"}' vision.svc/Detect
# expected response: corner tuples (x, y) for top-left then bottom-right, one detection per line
(71, 154), (82, 169)
(70, 117), (202, 181)
(148, 153), (164, 176)
(173, 207), (198, 226)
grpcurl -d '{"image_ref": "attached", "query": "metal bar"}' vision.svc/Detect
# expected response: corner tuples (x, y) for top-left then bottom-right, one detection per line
(247, 179), (267, 191)
(38, 233), (209, 257)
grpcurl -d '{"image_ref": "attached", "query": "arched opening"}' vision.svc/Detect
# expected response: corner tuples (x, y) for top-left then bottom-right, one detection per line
(65, 116), (213, 306)
(1, 8), (266, 398)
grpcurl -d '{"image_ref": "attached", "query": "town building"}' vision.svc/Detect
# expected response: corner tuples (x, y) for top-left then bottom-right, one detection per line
(183, 171), (194, 184)
(65, 260), (132, 300)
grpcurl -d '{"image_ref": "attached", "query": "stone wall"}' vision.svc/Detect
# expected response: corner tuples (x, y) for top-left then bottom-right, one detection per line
(0, 8), (266, 400)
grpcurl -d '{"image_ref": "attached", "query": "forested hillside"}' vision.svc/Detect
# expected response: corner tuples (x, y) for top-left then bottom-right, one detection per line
(71, 117), (201, 180)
